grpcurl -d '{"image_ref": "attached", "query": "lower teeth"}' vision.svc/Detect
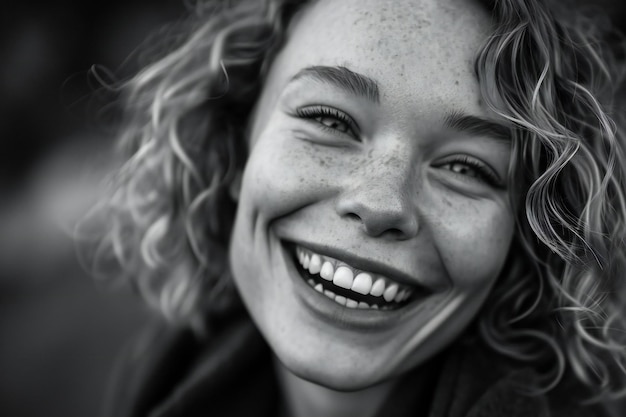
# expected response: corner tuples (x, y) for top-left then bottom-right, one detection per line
(307, 278), (391, 310)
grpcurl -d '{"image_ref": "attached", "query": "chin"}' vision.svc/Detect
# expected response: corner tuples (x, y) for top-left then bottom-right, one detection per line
(281, 356), (391, 392)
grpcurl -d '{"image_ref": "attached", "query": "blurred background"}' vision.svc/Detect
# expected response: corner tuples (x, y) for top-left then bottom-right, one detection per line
(0, 1), (185, 416)
(1, 1), (626, 416)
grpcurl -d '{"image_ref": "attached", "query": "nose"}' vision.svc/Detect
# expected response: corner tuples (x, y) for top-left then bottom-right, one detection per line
(335, 162), (419, 240)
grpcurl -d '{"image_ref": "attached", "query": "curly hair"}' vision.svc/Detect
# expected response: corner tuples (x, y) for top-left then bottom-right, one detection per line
(77, 0), (626, 401)
(476, 0), (626, 400)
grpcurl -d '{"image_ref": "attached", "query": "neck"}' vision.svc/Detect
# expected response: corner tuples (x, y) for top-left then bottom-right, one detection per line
(273, 358), (397, 417)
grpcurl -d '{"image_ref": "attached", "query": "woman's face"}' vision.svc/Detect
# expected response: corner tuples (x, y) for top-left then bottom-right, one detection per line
(229, 0), (514, 390)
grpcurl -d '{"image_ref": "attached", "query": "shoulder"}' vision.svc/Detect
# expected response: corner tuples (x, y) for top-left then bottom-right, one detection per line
(429, 339), (613, 417)
(100, 319), (199, 417)
(101, 312), (278, 417)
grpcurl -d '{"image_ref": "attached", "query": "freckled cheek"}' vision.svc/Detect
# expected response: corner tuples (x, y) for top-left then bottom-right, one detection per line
(434, 204), (514, 291)
(241, 135), (342, 213)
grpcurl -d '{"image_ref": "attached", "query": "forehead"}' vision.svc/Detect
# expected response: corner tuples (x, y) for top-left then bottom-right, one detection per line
(268, 0), (493, 114)
(299, 0), (491, 54)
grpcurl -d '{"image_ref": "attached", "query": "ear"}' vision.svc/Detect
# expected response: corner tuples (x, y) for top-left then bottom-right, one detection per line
(229, 170), (243, 202)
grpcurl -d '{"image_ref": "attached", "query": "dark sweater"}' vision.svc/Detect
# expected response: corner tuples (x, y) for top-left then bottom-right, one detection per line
(102, 311), (609, 417)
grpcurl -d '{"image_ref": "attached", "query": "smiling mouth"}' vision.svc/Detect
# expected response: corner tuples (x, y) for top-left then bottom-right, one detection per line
(290, 244), (429, 311)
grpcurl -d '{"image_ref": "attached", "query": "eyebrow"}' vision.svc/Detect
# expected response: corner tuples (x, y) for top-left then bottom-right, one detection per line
(290, 67), (510, 141)
(290, 65), (380, 103)
(443, 111), (511, 142)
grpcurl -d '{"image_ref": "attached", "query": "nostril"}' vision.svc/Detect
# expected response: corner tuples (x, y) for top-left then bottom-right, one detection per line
(385, 228), (406, 239)
(345, 212), (361, 222)
(364, 225), (411, 239)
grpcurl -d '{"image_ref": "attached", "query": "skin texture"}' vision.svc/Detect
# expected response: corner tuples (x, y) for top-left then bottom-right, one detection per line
(229, 0), (514, 412)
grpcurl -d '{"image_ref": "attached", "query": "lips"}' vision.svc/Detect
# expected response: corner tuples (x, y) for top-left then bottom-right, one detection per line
(290, 243), (431, 311)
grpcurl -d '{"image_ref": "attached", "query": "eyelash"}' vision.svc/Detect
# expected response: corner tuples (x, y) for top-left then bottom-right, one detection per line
(295, 105), (359, 139)
(438, 156), (502, 187)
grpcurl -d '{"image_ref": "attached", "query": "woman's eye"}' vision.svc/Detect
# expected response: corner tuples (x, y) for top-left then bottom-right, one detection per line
(314, 115), (351, 134)
(438, 157), (502, 188)
(295, 105), (359, 139)
(441, 162), (480, 178)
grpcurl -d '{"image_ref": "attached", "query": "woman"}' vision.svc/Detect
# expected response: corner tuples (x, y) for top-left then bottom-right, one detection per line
(80, 0), (626, 415)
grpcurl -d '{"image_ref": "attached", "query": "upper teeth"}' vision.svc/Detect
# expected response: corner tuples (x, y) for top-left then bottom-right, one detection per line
(296, 246), (413, 306)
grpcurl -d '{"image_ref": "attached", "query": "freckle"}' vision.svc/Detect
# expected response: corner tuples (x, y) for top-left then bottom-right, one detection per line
(455, 80), (459, 85)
